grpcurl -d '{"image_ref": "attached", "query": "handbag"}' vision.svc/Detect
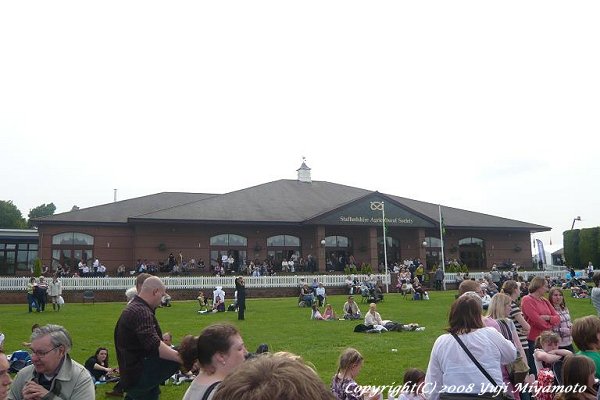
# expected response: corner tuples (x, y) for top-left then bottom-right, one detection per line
(451, 333), (512, 400)
(498, 320), (530, 384)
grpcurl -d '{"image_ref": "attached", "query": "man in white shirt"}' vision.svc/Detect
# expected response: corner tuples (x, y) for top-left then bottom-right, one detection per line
(48, 276), (62, 311)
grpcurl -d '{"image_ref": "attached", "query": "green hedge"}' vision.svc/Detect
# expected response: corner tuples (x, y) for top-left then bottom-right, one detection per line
(564, 227), (600, 268)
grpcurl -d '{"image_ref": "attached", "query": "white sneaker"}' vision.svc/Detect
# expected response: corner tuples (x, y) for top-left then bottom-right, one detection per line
(415, 327), (426, 331)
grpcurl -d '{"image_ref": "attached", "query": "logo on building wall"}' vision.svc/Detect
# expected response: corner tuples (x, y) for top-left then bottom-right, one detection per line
(370, 201), (384, 211)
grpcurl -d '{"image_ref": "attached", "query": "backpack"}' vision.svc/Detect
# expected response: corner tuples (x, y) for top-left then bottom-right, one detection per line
(353, 324), (371, 333)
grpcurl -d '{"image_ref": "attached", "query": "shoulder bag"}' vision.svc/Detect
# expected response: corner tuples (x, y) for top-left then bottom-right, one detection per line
(497, 320), (530, 385)
(201, 381), (221, 400)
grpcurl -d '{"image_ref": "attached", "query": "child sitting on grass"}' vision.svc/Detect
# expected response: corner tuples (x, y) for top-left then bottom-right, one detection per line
(311, 304), (324, 320)
(323, 304), (337, 320)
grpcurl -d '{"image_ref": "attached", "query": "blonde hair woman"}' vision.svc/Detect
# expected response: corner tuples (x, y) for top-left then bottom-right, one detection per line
(487, 293), (530, 399)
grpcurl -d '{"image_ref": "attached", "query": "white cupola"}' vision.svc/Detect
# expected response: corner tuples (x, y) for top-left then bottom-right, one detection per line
(296, 158), (312, 183)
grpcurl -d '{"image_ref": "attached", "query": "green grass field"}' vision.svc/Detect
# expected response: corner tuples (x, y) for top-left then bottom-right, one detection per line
(1, 290), (595, 399)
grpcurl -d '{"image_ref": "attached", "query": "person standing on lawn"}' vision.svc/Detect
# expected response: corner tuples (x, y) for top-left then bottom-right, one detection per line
(48, 275), (62, 311)
(114, 276), (181, 400)
(235, 276), (246, 320)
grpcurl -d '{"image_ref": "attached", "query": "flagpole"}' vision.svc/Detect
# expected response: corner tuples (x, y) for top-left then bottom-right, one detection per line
(382, 201), (389, 293)
(438, 204), (446, 290)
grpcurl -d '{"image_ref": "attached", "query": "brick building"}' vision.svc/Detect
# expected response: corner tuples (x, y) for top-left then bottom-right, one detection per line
(33, 162), (549, 276)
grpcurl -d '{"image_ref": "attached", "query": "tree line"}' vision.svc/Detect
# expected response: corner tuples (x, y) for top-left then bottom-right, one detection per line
(0, 200), (56, 229)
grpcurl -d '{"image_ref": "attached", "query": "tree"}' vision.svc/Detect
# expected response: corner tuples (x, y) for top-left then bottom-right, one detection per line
(27, 203), (56, 228)
(0, 200), (26, 228)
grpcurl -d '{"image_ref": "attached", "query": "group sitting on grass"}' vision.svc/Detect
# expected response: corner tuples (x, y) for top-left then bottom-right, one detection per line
(5, 272), (600, 400)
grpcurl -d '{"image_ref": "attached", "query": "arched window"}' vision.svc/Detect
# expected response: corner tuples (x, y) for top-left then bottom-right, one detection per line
(324, 236), (354, 272)
(377, 236), (400, 266)
(210, 234), (247, 246)
(424, 237), (441, 247)
(267, 235), (300, 247)
(377, 237), (400, 248)
(458, 237), (485, 269)
(51, 232), (94, 269)
(209, 234), (248, 273)
(459, 237), (484, 247)
(52, 232), (94, 246)
(266, 235), (302, 270)
(324, 236), (351, 248)
(424, 236), (442, 270)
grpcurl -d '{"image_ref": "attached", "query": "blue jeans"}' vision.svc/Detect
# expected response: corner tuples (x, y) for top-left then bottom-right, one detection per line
(124, 357), (180, 400)
(27, 294), (38, 312)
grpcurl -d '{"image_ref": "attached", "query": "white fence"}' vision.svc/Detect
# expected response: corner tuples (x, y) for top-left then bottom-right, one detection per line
(0, 270), (569, 292)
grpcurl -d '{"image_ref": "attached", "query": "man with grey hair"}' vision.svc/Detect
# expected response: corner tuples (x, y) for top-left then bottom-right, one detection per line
(114, 276), (181, 400)
(8, 324), (94, 400)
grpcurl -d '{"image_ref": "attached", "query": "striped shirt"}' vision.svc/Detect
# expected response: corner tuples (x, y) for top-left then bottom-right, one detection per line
(509, 301), (528, 350)
(552, 306), (573, 348)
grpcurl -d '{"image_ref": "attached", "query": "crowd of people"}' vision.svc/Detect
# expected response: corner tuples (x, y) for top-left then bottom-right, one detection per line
(4, 268), (600, 400)
(26, 276), (62, 313)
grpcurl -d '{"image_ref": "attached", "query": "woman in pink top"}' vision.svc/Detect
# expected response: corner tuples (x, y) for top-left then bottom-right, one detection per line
(521, 276), (560, 376)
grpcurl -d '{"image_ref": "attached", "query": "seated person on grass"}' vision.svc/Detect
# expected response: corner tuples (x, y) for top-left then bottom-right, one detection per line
(85, 347), (119, 383)
(323, 304), (337, 320)
(364, 303), (424, 333)
(299, 284), (314, 306)
(343, 296), (361, 320)
(364, 303), (387, 332)
(311, 304), (324, 320)
(411, 278), (426, 299)
(197, 290), (211, 311)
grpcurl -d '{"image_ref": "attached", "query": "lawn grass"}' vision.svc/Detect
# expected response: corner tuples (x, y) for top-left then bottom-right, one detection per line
(1, 290), (595, 399)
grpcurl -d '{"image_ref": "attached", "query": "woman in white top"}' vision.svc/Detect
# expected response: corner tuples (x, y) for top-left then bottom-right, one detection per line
(179, 323), (248, 400)
(425, 293), (516, 400)
(364, 303), (387, 331)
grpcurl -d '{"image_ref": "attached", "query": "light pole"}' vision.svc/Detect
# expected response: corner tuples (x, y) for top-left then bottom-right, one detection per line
(571, 216), (582, 230)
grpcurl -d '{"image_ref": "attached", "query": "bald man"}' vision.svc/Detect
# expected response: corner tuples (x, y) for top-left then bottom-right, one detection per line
(114, 276), (181, 400)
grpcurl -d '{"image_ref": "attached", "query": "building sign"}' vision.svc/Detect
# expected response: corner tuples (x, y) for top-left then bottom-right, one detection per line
(310, 197), (435, 228)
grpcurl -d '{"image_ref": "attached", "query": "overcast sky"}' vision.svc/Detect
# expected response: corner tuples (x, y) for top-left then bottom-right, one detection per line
(1, 1), (598, 256)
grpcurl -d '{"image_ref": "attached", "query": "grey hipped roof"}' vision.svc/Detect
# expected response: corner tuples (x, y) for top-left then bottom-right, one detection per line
(36, 192), (217, 224)
(36, 179), (550, 232)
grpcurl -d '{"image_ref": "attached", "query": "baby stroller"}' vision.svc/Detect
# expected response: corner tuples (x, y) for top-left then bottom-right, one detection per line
(8, 350), (32, 373)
